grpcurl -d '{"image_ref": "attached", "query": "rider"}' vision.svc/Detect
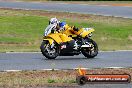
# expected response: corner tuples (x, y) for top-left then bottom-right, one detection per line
(44, 17), (59, 36)
(59, 21), (79, 35)
(58, 21), (79, 50)
(45, 17), (79, 49)
(49, 17), (59, 25)
(45, 17), (79, 36)
(58, 21), (67, 31)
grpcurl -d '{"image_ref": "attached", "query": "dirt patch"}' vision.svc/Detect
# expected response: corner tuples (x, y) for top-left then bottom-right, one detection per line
(67, 2), (132, 7)
(0, 8), (91, 19)
(31, 10), (92, 21)
(0, 8), (130, 22)
(0, 7), (127, 25)
(107, 3), (132, 7)
(128, 35), (132, 41)
(101, 37), (108, 41)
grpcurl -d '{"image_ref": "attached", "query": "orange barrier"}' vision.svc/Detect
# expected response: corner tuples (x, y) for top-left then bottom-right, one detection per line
(76, 68), (131, 85)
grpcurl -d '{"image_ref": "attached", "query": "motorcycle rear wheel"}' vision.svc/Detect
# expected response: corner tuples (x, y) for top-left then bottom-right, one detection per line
(40, 41), (59, 59)
(81, 39), (98, 58)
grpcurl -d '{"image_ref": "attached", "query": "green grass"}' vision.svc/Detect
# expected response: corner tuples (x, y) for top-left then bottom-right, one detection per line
(0, 10), (49, 52)
(47, 79), (56, 83)
(0, 9), (132, 52)
(67, 17), (132, 51)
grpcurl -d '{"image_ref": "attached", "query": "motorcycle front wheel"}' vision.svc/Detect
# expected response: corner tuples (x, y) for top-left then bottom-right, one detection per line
(81, 39), (98, 58)
(40, 41), (59, 59)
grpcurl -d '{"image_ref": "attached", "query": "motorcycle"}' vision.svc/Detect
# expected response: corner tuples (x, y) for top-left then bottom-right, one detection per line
(40, 25), (98, 59)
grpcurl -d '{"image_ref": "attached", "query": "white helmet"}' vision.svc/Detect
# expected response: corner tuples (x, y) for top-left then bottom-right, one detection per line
(49, 17), (59, 25)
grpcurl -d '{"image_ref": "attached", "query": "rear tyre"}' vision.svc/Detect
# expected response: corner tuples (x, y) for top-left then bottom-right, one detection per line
(40, 41), (59, 59)
(81, 39), (98, 58)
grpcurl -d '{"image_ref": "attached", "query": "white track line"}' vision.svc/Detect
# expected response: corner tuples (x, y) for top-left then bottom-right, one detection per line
(6, 52), (41, 54)
(40, 69), (60, 71)
(1, 67), (129, 72)
(104, 67), (125, 69)
(100, 50), (132, 52)
(5, 50), (132, 54)
(4, 70), (21, 72)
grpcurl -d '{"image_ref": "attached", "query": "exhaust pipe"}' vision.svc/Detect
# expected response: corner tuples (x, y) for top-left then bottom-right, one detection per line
(81, 45), (91, 48)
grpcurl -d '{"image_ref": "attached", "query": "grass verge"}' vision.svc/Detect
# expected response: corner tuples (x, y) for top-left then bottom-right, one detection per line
(0, 68), (132, 87)
(0, 8), (132, 52)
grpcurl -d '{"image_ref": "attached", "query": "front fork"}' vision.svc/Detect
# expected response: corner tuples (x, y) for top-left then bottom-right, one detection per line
(50, 43), (55, 49)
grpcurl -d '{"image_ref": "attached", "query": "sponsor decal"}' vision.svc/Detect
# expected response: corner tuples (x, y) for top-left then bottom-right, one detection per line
(76, 68), (131, 85)
(61, 45), (66, 49)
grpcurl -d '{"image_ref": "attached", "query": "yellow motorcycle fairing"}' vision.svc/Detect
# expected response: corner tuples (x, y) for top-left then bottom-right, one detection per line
(43, 38), (54, 45)
(81, 28), (95, 38)
(43, 33), (73, 45)
(63, 27), (95, 38)
(63, 28), (78, 37)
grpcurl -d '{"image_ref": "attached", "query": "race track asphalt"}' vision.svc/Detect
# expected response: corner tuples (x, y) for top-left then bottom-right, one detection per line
(0, 1), (132, 18)
(0, 51), (132, 71)
(80, 84), (132, 88)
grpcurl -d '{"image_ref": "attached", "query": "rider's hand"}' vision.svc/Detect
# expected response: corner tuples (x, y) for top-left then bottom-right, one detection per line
(73, 26), (79, 32)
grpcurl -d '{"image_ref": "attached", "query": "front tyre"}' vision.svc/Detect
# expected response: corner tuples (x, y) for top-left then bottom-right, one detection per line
(81, 39), (98, 58)
(40, 41), (59, 59)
